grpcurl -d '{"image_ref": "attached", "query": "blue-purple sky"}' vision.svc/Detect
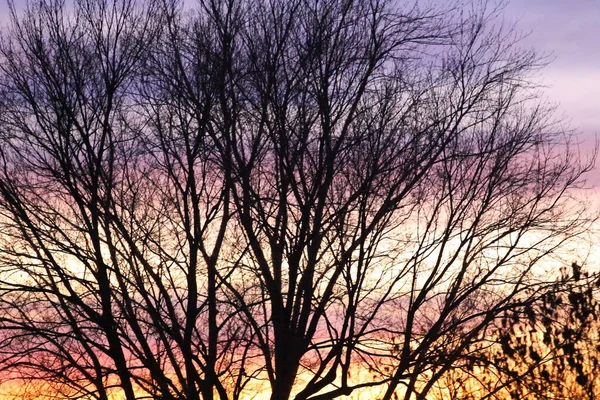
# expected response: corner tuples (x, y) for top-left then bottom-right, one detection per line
(0, 0), (598, 175)
(0, 0), (596, 133)
(501, 0), (600, 186)
(505, 0), (600, 138)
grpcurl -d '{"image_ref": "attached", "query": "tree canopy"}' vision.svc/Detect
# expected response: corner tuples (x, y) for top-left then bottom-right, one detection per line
(0, 0), (594, 399)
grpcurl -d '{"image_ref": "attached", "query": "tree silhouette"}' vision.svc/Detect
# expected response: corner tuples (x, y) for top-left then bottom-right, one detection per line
(426, 263), (600, 400)
(0, 0), (594, 400)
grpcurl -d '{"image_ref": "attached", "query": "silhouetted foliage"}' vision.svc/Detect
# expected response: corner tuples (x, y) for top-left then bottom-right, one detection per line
(428, 264), (600, 400)
(491, 264), (600, 399)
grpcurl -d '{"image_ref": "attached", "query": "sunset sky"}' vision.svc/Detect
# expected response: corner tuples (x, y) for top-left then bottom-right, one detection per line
(0, 1), (596, 399)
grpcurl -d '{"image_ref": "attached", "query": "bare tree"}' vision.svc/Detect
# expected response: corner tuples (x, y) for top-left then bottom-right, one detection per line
(0, 0), (594, 400)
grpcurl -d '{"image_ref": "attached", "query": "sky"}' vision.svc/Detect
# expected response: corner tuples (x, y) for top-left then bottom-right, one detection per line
(503, 0), (600, 187)
(0, 0), (596, 131)
(504, 0), (600, 141)
(0, 0), (597, 175)
(0, 1), (596, 396)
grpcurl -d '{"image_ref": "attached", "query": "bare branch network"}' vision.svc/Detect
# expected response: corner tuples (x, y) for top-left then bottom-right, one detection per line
(0, 0), (595, 400)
